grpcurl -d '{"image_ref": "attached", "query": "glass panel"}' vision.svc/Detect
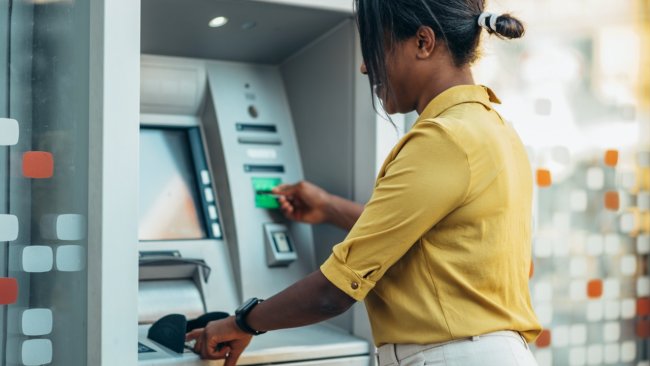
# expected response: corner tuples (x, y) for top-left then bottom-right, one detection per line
(2, 1), (90, 365)
(474, 1), (650, 365)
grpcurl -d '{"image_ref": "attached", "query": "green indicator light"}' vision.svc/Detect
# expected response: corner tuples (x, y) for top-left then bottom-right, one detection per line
(252, 177), (282, 209)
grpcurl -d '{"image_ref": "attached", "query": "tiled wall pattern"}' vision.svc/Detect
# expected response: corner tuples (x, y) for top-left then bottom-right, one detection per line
(2, 0), (91, 364)
(2, 120), (87, 364)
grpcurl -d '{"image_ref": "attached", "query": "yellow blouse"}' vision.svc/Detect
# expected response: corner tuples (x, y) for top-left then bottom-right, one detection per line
(321, 85), (541, 346)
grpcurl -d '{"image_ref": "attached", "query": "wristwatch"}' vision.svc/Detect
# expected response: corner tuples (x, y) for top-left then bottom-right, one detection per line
(235, 297), (266, 335)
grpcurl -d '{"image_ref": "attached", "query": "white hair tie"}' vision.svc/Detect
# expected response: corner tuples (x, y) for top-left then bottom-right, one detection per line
(478, 12), (499, 32)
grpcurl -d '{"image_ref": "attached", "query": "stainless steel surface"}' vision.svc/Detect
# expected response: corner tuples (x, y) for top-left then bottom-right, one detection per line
(141, 0), (349, 64)
(139, 280), (206, 324)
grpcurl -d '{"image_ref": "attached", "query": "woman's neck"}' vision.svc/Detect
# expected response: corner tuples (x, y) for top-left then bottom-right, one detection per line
(416, 65), (475, 114)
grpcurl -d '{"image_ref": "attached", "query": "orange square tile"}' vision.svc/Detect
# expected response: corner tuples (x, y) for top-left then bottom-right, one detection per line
(604, 191), (620, 211)
(636, 319), (650, 338)
(536, 169), (552, 187)
(0, 278), (18, 305)
(535, 329), (551, 348)
(22, 151), (54, 179)
(604, 150), (619, 167)
(587, 279), (603, 299)
(637, 298), (650, 316)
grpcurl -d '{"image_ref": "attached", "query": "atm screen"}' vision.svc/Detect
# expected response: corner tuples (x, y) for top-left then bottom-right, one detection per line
(139, 128), (207, 240)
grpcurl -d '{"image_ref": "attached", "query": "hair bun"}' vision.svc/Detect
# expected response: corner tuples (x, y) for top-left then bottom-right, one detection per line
(479, 12), (525, 39)
(494, 13), (525, 39)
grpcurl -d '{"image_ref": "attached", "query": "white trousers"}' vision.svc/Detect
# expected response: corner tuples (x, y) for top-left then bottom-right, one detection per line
(376, 331), (539, 366)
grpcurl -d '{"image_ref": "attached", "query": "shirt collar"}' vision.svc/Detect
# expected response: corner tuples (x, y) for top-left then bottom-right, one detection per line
(417, 85), (501, 121)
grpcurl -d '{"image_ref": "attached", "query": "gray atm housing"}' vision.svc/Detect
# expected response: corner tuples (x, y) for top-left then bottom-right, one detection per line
(136, 1), (377, 362)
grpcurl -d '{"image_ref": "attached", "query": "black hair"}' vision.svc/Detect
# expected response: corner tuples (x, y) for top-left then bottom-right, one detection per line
(355, 0), (525, 110)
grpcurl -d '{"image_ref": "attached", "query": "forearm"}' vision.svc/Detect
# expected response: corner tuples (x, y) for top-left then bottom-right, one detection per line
(245, 270), (355, 332)
(324, 194), (365, 231)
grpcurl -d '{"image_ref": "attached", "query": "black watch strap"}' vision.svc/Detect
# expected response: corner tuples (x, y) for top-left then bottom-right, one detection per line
(235, 298), (266, 335)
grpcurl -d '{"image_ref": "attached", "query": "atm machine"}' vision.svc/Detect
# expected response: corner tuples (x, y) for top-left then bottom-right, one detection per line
(135, 1), (374, 361)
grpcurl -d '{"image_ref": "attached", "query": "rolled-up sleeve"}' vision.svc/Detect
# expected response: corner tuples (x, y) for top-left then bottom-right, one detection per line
(320, 120), (471, 301)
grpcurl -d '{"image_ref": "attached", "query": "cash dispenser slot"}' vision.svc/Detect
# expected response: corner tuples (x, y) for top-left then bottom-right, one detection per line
(138, 251), (210, 325)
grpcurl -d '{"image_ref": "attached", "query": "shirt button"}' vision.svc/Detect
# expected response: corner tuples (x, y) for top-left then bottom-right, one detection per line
(351, 282), (359, 290)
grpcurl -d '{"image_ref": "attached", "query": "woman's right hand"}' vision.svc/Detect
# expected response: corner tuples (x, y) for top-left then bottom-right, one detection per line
(272, 181), (332, 224)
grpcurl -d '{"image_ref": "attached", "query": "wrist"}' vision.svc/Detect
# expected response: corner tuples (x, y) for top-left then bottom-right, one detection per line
(235, 298), (266, 335)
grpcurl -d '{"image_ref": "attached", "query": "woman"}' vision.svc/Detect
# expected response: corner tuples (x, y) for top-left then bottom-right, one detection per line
(186, 0), (541, 365)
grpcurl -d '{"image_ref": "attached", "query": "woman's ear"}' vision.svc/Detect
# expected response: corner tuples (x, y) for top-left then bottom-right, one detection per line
(415, 26), (436, 59)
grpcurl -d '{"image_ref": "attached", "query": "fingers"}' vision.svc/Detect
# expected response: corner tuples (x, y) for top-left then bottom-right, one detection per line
(272, 183), (296, 196)
(185, 329), (202, 341)
(224, 347), (244, 366)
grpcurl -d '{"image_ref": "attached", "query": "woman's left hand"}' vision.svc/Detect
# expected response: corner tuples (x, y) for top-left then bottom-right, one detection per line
(185, 316), (253, 365)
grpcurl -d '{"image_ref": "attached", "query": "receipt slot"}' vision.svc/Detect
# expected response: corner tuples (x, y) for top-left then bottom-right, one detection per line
(264, 223), (297, 267)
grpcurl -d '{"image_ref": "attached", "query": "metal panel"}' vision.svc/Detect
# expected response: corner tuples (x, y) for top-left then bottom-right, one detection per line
(141, 0), (349, 64)
(88, 0), (140, 364)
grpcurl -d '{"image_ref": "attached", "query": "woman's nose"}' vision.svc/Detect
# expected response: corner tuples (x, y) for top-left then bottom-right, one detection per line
(360, 62), (368, 75)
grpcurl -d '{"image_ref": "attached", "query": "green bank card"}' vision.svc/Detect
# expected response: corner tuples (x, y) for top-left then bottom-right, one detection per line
(252, 177), (282, 209)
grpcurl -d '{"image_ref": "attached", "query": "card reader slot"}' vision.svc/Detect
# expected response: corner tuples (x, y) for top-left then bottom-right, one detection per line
(236, 123), (277, 133)
(245, 164), (285, 173)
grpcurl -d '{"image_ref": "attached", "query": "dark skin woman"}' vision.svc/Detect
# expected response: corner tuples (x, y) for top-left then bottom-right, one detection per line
(187, 1), (540, 365)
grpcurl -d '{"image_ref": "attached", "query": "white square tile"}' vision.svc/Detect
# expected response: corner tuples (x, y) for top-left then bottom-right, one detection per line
(570, 281), (587, 301)
(21, 339), (52, 366)
(570, 347), (587, 366)
(637, 235), (650, 254)
(639, 192), (650, 210)
(621, 341), (636, 362)
(570, 324), (587, 345)
(604, 300), (620, 320)
(0, 118), (19, 146)
(620, 255), (637, 276)
(586, 235), (604, 256)
(553, 325), (569, 347)
(534, 282), (553, 302)
(553, 213), (572, 233)
(534, 237), (553, 258)
(603, 279), (620, 299)
(619, 170), (637, 191)
(637, 276), (650, 297)
(551, 146), (571, 164)
(22, 308), (52, 336)
(553, 237), (570, 257)
(21, 246), (53, 273)
(0, 214), (19, 242)
(587, 168), (605, 190)
(603, 343), (619, 364)
(570, 258), (588, 278)
(586, 301), (604, 322)
(40, 214), (87, 241)
(603, 322), (620, 342)
(570, 231), (587, 254)
(587, 344), (603, 365)
(535, 303), (553, 325)
(570, 190), (588, 212)
(55, 245), (86, 272)
(621, 298), (636, 319)
(535, 349), (553, 366)
(604, 234), (621, 255)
